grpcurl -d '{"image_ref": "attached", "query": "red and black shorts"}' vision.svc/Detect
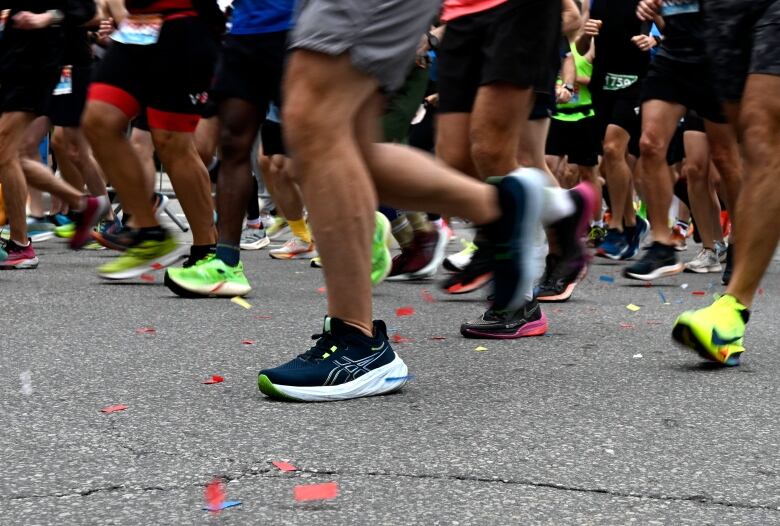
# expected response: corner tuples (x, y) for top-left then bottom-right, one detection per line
(88, 16), (218, 132)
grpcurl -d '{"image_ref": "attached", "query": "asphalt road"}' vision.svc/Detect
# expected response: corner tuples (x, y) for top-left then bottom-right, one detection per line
(2, 218), (779, 525)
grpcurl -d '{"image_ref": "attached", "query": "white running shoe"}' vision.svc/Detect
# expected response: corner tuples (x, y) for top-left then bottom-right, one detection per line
(240, 224), (270, 250)
(270, 237), (318, 260)
(443, 238), (476, 272)
(685, 248), (722, 274)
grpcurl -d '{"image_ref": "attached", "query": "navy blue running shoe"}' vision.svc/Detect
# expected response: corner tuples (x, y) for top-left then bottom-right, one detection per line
(258, 317), (409, 402)
(623, 215), (649, 260)
(597, 228), (629, 260)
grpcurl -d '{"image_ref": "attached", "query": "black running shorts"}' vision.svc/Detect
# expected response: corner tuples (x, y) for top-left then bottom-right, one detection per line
(47, 65), (92, 128)
(703, 0), (780, 102)
(437, 0), (562, 113)
(545, 117), (600, 167)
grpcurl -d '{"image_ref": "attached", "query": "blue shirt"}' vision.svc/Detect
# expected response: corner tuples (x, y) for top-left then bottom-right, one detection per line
(230, 0), (295, 35)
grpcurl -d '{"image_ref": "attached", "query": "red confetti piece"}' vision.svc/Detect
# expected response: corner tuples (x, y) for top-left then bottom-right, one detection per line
(242, 340), (255, 345)
(150, 263), (163, 270)
(391, 334), (412, 344)
(205, 479), (225, 511)
(619, 322), (634, 329)
(140, 274), (155, 282)
(253, 315), (273, 320)
(203, 375), (224, 385)
(421, 290), (436, 303)
(135, 327), (156, 334)
(317, 287), (326, 294)
(100, 404), (128, 414)
(396, 306), (415, 317)
(294, 481), (339, 502)
(429, 336), (447, 340)
(271, 460), (298, 472)
(643, 282), (653, 288)
(691, 290), (706, 296)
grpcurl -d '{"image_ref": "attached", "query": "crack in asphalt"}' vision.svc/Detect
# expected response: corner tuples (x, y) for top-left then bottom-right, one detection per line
(4, 463), (778, 513)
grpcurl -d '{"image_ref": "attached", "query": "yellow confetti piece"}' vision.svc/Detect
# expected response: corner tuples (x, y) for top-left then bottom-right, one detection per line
(231, 297), (252, 309)
(626, 304), (641, 312)
(474, 346), (488, 352)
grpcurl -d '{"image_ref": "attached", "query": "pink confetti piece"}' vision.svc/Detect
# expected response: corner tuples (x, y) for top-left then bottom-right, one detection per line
(317, 287), (326, 294)
(272, 460), (298, 472)
(242, 340), (256, 345)
(619, 322), (634, 329)
(421, 290), (436, 303)
(100, 404), (128, 414)
(253, 315), (273, 320)
(429, 336), (447, 340)
(395, 306), (415, 317)
(391, 334), (412, 344)
(294, 482), (339, 502)
(135, 327), (156, 334)
(202, 375), (224, 385)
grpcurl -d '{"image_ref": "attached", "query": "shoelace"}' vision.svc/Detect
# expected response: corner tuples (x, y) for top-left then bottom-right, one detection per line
(299, 332), (343, 362)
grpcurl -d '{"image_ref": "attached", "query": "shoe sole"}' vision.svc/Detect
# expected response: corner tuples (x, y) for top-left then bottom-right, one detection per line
(444, 272), (493, 294)
(372, 212), (393, 286)
(266, 226), (290, 241)
(269, 249), (318, 260)
(71, 197), (110, 250)
(442, 257), (468, 273)
(240, 237), (271, 251)
(671, 320), (741, 366)
(98, 245), (188, 280)
(163, 271), (251, 298)
(684, 264), (723, 274)
(624, 263), (684, 281)
(461, 311), (548, 339)
(29, 232), (55, 243)
(596, 248), (627, 260)
(257, 356), (408, 402)
(0, 257), (39, 270)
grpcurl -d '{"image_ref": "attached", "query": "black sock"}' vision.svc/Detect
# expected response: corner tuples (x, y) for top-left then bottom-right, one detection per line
(137, 226), (166, 242)
(624, 225), (636, 239)
(189, 244), (216, 261)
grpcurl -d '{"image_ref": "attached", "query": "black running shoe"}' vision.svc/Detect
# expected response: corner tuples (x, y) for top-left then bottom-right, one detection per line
(439, 240), (494, 294)
(623, 241), (684, 281)
(92, 225), (138, 252)
(460, 300), (548, 339)
(722, 244), (734, 285)
(535, 254), (587, 302)
(257, 317), (409, 402)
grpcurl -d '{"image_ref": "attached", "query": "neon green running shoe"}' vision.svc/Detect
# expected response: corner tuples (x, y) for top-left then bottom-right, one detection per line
(54, 222), (76, 239)
(672, 294), (749, 366)
(97, 235), (185, 280)
(164, 254), (251, 298)
(266, 216), (289, 240)
(371, 211), (392, 286)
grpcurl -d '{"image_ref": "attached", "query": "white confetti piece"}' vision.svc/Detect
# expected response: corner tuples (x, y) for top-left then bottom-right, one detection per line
(20, 370), (32, 396)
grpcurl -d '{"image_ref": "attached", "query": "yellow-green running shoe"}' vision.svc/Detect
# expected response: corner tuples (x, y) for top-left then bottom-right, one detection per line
(164, 254), (251, 298)
(266, 216), (289, 240)
(372, 211), (392, 286)
(54, 222), (76, 239)
(672, 294), (749, 366)
(98, 234), (185, 280)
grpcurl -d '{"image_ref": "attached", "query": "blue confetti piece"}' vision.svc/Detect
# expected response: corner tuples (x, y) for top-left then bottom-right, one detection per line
(658, 290), (668, 304)
(599, 275), (615, 283)
(203, 501), (242, 512)
(385, 375), (414, 382)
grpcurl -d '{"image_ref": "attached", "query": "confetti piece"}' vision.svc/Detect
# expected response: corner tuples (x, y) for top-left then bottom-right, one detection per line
(294, 481), (339, 502)
(691, 290), (706, 296)
(429, 336), (447, 340)
(385, 375), (414, 382)
(140, 273), (155, 282)
(150, 262), (163, 270)
(619, 322), (634, 329)
(19, 370), (32, 396)
(204, 479), (225, 511)
(605, 448), (615, 455)
(135, 327), (156, 334)
(272, 460), (298, 472)
(203, 375), (224, 385)
(317, 286), (326, 294)
(680, 283), (689, 289)
(231, 296), (251, 309)
(643, 282), (653, 288)
(242, 340), (256, 345)
(100, 404), (128, 414)
(626, 304), (641, 312)
(253, 315), (273, 320)
(474, 346), (488, 352)
(421, 290), (436, 303)
(646, 320), (662, 325)
(203, 501), (241, 512)
(758, 288), (765, 296)
(633, 353), (643, 359)
(391, 334), (412, 344)
(396, 306), (415, 317)
(657, 290), (668, 304)
(599, 275), (615, 283)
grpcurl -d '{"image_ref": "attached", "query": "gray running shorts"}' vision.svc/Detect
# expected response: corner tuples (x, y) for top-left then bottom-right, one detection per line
(290, 0), (440, 92)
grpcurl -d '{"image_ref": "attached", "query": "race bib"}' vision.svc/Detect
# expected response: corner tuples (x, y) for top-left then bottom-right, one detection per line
(111, 14), (162, 46)
(0, 9), (10, 40)
(53, 66), (73, 96)
(604, 73), (638, 91)
(660, 0), (700, 16)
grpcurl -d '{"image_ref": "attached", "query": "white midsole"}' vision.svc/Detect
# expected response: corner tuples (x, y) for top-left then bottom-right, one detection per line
(169, 275), (251, 297)
(270, 356), (409, 402)
(98, 245), (188, 280)
(240, 237), (271, 250)
(626, 263), (684, 281)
